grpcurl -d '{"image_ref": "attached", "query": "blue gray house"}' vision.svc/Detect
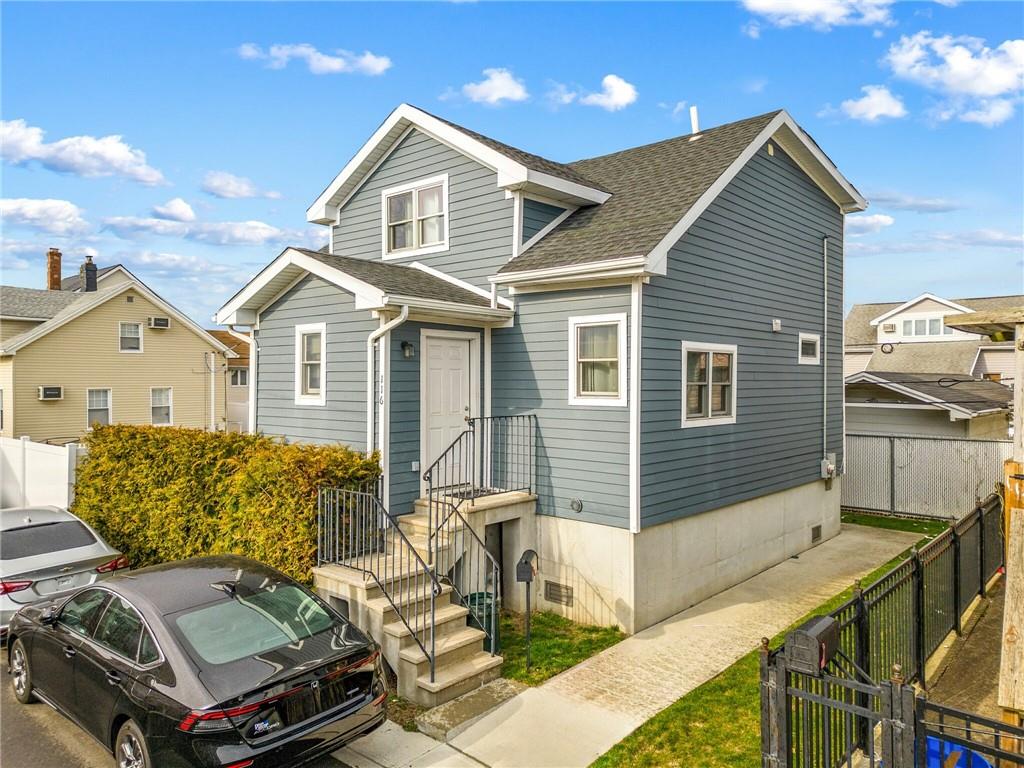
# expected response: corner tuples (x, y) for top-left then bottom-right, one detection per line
(216, 104), (866, 703)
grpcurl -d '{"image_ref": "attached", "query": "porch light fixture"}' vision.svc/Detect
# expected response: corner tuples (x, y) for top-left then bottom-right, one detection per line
(401, 341), (416, 359)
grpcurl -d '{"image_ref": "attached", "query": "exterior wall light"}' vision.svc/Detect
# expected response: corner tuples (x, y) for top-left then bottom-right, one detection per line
(401, 341), (416, 359)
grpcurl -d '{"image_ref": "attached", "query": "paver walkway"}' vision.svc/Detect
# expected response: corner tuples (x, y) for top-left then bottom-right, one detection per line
(448, 523), (921, 768)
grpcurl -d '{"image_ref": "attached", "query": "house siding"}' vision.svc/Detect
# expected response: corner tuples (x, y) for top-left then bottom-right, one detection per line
(974, 347), (1016, 386)
(492, 286), (632, 529)
(640, 141), (844, 528)
(521, 198), (565, 243)
(255, 274), (376, 448)
(846, 405), (967, 437)
(331, 129), (514, 292)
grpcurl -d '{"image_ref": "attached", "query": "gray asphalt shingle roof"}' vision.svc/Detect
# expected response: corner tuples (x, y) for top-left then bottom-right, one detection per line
(60, 265), (121, 291)
(295, 248), (491, 307)
(0, 285), (84, 319)
(845, 295), (1024, 346)
(858, 371), (1013, 415)
(498, 110), (782, 274)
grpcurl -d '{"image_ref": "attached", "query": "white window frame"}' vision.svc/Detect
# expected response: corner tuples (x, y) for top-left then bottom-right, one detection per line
(567, 313), (627, 407)
(380, 174), (450, 260)
(798, 333), (821, 365)
(150, 386), (173, 426)
(118, 321), (143, 353)
(86, 388), (112, 429)
(229, 368), (248, 387)
(294, 323), (327, 406)
(681, 341), (738, 428)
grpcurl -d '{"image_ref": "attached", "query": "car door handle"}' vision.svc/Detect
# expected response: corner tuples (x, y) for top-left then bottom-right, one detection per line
(62, 645), (76, 658)
(105, 670), (121, 686)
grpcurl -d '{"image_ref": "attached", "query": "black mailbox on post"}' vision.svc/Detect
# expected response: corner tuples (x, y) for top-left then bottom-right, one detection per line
(516, 556), (535, 583)
(784, 615), (840, 676)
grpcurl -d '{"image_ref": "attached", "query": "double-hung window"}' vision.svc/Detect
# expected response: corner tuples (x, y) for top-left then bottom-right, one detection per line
(87, 388), (111, 428)
(119, 322), (142, 352)
(151, 387), (172, 425)
(682, 342), (737, 427)
(568, 314), (627, 407)
(229, 369), (248, 387)
(294, 323), (326, 406)
(382, 175), (448, 258)
(901, 317), (954, 337)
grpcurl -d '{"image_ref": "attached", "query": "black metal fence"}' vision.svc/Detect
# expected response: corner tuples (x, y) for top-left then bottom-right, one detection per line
(761, 494), (1016, 767)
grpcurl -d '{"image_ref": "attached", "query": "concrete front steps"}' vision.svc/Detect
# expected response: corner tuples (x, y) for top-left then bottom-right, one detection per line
(313, 544), (502, 707)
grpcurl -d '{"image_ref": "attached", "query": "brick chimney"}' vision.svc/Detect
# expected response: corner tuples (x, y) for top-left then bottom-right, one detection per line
(80, 255), (98, 292)
(46, 248), (62, 290)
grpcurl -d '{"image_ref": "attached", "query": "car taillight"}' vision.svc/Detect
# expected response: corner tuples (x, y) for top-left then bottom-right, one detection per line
(225, 762), (254, 768)
(177, 701), (264, 733)
(0, 580), (32, 595)
(96, 555), (129, 573)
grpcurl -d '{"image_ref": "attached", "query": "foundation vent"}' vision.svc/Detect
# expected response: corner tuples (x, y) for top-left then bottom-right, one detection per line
(544, 580), (574, 607)
(811, 525), (822, 544)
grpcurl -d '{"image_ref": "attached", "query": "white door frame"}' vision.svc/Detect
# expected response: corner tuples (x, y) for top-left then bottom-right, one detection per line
(419, 328), (481, 496)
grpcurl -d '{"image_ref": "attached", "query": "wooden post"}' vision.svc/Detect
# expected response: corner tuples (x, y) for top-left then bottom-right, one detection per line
(999, 506), (1024, 736)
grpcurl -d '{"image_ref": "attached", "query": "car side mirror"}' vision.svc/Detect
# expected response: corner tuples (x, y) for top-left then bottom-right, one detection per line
(40, 607), (58, 627)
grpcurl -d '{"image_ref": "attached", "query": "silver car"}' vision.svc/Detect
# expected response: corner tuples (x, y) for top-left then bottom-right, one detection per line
(0, 506), (126, 637)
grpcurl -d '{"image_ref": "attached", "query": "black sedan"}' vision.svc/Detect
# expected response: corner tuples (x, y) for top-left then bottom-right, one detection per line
(6, 555), (386, 768)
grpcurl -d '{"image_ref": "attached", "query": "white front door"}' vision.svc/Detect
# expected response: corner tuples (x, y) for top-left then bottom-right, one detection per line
(424, 335), (473, 474)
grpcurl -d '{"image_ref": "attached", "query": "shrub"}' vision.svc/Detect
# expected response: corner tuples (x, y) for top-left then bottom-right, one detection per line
(72, 425), (379, 583)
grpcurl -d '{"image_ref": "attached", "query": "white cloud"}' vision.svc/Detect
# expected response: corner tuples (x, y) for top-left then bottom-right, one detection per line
(741, 0), (894, 30)
(958, 98), (1016, 126)
(742, 20), (761, 39)
(1, 240), (100, 271)
(152, 197), (196, 222)
(190, 220), (290, 246)
(545, 82), (577, 107)
(839, 85), (907, 121)
(201, 171), (281, 200)
(580, 74), (638, 112)
(846, 212), (895, 235)
(867, 190), (960, 213)
(743, 78), (768, 94)
(102, 216), (189, 239)
(462, 68), (529, 105)
(0, 119), (165, 185)
(0, 198), (90, 236)
(238, 43), (391, 76)
(846, 227), (1023, 255)
(102, 214), (311, 248)
(119, 250), (235, 276)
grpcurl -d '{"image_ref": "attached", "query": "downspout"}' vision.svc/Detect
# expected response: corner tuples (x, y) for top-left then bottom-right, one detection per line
(822, 235), (829, 461)
(207, 352), (217, 431)
(227, 326), (257, 434)
(366, 305), (410, 455)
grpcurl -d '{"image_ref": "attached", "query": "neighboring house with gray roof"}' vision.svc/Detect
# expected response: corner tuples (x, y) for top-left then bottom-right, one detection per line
(0, 252), (235, 442)
(217, 103), (865, 652)
(844, 292), (1020, 439)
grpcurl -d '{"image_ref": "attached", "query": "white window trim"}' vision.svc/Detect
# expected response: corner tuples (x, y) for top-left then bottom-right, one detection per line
(294, 323), (327, 406)
(380, 173), (450, 260)
(118, 321), (143, 354)
(86, 388), (112, 429)
(568, 313), (628, 407)
(798, 332), (821, 365)
(150, 386), (173, 426)
(681, 341), (738, 428)
(229, 368), (249, 387)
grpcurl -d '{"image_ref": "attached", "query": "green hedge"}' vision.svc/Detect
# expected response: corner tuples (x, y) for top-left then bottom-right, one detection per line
(72, 425), (379, 583)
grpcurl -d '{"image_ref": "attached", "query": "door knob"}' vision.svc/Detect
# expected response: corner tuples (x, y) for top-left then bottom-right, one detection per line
(105, 670), (121, 685)
(63, 645), (76, 658)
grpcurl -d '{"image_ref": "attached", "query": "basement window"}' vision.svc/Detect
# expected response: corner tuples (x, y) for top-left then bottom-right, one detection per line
(682, 342), (737, 428)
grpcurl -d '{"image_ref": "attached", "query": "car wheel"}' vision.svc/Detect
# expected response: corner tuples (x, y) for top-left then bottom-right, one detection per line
(10, 639), (33, 704)
(114, 720), (152, 768)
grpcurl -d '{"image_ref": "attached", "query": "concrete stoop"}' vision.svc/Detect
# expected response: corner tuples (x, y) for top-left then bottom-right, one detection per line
(313, 521), (503, 707)
(416, 678), (528, 742)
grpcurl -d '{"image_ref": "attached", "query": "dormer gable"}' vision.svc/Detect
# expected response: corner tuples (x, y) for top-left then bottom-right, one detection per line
(869, 293), (979, 344)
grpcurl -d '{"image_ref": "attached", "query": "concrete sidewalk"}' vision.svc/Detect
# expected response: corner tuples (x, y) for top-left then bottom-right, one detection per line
(447, 523), (921, 768)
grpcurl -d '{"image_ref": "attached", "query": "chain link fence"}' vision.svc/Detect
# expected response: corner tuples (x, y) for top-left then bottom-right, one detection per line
(842, 433), (1012, 518)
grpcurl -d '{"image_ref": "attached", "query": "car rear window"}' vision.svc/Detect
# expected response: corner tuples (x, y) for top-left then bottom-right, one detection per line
(1, 521), (97, 560)
(173, 584), (335, 665)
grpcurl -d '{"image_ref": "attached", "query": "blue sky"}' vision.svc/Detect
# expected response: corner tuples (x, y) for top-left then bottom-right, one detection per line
(2, 1), (1022, 324)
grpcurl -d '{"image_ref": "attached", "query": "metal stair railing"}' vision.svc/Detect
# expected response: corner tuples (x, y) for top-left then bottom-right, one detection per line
(317, 486), (441, 682)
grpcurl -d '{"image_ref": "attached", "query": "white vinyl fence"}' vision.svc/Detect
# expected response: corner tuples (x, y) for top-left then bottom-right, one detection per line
(0, 436), (86, 509)
(842, 433), (1012, 519)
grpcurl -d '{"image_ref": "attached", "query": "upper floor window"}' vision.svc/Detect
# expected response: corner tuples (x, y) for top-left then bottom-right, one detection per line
(119, 322), (143, 352)
(901, 317), (953, 337)
(798, 333), (821, 365)
(682, 342), (737, 428)
(230, 368), (249, 387)
(382, 175), (449, 259)
(568, 314), (627, 407)
(295, 323), (326, 406)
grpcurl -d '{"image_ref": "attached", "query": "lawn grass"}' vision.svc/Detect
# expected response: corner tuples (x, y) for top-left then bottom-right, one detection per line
(841, 509), (949, 539)
(500, 610), (625, 686)
(591, 521), (934, 768)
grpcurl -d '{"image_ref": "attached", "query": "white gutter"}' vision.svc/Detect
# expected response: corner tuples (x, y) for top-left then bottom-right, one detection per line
(228, 326), (257, 434)
(366, 305), (409, 455)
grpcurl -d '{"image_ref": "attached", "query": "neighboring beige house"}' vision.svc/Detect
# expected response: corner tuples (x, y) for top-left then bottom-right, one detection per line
(0, 250), (235, 443)
(208, 329), (250, 433)
(844, 292), (1019, 439)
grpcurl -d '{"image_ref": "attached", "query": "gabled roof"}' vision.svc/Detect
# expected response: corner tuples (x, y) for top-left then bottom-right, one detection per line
(845, 294), (1024, 346)
(307, 104), (610, 224)
(59, 264), (134, 292)
(0, 285), (82, 320)
(215, 247), (513, 326)
(496, 109), (866, 277)
(846, 371), (1012, 418)
(0, 281), (236, 357)
(208, 330), (250, 366)
(869, 293), (973, 326)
